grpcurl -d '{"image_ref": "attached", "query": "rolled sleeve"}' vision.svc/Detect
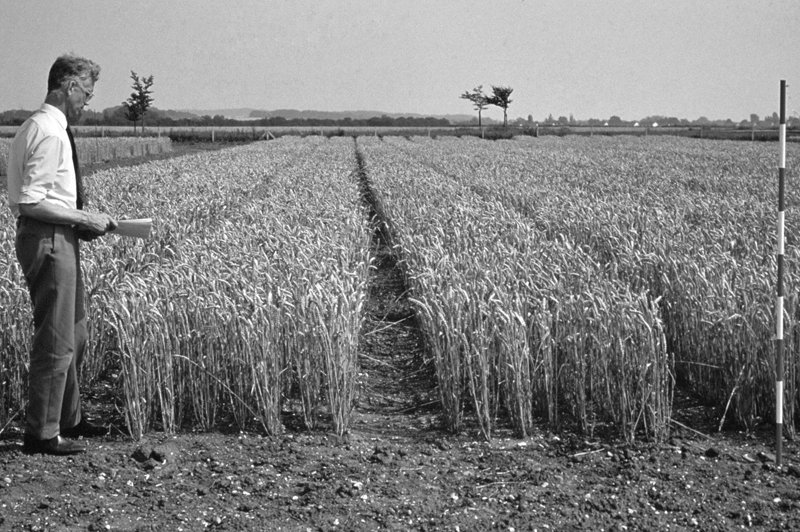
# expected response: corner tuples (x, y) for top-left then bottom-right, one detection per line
(18, 134), (60, 205)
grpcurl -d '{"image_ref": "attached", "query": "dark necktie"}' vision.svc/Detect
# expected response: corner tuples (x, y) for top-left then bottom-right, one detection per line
(66, 126), (85, 210)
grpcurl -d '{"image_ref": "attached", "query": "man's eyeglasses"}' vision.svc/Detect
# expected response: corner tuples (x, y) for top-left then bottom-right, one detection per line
(72, 81), (94, 103)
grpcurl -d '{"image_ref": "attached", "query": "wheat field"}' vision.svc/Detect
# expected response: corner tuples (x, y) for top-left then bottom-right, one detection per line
(1, 134), (797, 443)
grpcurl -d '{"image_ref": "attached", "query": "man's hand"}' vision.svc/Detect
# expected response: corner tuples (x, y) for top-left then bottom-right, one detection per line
(78, 212), (118, 235)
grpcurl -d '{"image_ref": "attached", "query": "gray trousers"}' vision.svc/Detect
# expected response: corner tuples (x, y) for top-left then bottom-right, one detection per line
(15, 216), (85, 439)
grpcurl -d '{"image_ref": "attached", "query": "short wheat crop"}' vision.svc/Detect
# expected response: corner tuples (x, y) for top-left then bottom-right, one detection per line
(361, 135), (800, 441)
(0, 136), (173, 177)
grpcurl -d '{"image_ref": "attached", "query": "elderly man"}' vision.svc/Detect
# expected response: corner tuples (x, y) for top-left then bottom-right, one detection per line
(7, 54), (117, 455)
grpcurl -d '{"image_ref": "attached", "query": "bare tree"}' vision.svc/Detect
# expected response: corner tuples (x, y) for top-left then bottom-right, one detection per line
(487, 86), (513, 127)
(460, 86), (489, 128)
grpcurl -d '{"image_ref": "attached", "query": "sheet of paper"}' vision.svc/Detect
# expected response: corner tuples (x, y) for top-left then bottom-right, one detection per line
(112, 218), (152, 239)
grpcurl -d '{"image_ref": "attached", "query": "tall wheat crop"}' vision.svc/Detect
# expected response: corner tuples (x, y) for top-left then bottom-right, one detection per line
(1, 137), (370, 438)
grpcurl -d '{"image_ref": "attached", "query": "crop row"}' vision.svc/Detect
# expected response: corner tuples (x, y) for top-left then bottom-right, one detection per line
(0, 137), (370, 438)
(377, 135), (800, 437)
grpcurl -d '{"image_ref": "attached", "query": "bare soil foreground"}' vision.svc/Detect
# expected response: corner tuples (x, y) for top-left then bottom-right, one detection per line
(1, 143), (799, 531)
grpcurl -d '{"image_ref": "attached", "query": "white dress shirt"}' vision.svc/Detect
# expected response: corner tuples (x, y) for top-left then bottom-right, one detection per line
(6, 103), (77, 218)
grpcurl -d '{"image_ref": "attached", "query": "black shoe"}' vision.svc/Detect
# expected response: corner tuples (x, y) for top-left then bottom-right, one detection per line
(61, 419), (108, 438)
(23, 434), (86, 455)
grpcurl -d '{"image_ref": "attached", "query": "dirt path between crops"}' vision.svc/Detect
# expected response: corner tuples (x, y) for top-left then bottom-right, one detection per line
(352, 141), (437, 436)
(1, 141), (800, 531)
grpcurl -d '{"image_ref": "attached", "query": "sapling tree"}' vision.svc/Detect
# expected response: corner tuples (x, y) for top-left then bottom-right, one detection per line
(123, 71), (154, 134)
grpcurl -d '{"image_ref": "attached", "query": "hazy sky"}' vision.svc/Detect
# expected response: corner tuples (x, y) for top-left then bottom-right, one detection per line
(1, 0), (799, 122)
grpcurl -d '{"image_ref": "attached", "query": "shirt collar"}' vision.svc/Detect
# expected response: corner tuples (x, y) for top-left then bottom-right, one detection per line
(40, 103), (68, 130)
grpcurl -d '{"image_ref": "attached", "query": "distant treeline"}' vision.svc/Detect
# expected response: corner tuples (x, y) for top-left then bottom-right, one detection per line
(2, 106), (793, 130)
(0, 107), (453, 128)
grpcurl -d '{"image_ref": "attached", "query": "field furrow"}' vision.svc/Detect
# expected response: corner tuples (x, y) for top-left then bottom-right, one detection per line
(358, 136), (671, 442)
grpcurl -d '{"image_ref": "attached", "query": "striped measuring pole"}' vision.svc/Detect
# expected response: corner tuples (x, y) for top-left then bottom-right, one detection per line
(776, 79), (786, 467)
